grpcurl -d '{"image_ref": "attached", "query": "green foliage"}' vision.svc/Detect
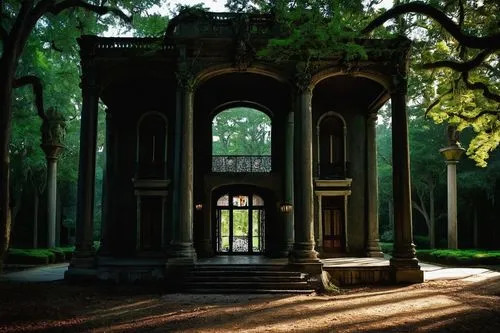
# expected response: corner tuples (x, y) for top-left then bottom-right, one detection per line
(257, 1), (372, 62)
(212, 107), (271, 155)
(227, 0), (500, 166)
(417, 249), (500, 265)
(379, 242), (393, 255)
(6, 247), (74, 265)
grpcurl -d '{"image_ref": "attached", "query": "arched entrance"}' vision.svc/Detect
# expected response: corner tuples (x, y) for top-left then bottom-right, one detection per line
(213, 190), (266, 254)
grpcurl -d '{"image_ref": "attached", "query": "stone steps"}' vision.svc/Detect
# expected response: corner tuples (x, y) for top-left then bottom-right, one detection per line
(182, 264), (315, 294)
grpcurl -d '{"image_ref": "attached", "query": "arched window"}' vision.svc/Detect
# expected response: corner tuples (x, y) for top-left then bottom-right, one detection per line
(212, 107), (271, 172)
(317, 112), (346, 179)
(136, 112), (168, 179)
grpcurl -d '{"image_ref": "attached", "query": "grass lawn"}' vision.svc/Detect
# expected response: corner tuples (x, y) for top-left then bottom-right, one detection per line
(381, 243), (500, 265)
(417, 249), (500, 265)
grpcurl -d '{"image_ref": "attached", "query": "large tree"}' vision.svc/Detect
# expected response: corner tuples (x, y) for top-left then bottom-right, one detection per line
(228, 0), (499, 166)
(0, 0), (164, 271)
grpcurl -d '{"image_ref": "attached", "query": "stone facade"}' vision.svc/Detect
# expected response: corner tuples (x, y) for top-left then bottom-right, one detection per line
(65, 11), (423, 285)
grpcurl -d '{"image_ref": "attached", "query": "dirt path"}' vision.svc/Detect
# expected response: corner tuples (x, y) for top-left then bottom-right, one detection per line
(1, 276), (499, 333)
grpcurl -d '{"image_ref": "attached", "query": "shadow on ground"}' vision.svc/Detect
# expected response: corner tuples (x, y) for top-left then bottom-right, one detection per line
(0, 276), (499, 332)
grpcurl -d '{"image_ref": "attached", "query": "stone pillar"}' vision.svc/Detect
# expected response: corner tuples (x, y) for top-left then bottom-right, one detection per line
(282, 111), (295, 255)
(40, 107), (65, 249)
(290, 67), (321, 270)
(67, 36), (99, 276)
(168, 64), (196, 262)
(446, 161), (458, 248)
(98, 111), (112, 256)
(440, 129), (465, 250)
(390, 74), (423, 283)
(366, 112), (383, 257)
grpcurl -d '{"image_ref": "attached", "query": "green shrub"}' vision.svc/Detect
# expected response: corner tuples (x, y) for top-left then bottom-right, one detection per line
(57, 246), (75, 260)
(6, 248), (52, 265)
(380, 230), (393, 242)
(49, 248), (65, 263)
(380, 242), (393, 254)
(416, 249), (500, 265)
(413, 235), (430, 249)
(5, 247), (76, 265)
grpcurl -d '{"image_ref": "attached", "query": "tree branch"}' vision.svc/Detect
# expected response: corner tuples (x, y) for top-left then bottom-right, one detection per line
(462, 72), (500, 103)
(361, 2), (500, 49)
(0, 1), (7, 45)
(424, 88), (453, 117)
(412, 199), (428, 221)
(0, 25), (7, 45)
(447, 110), (500, 122)
(420, 49), (495, 72)
(51, 40), (64, 52)
(13, 75), (48, 121)
(48, 0), (132, 24)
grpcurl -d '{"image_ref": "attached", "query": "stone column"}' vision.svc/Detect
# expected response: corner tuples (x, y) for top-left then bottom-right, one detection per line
(440, 130), (465, 250)
(283, 111), (295, 255)
(290, 68), (321, 269)
(168, 64), (196, 262)
(389, 74), (423, 283)
(68, 36), (99, 275)
(366, 112), (383, 257)
(98, 111), (112, 256)
(41, 108), (65, 248)
(446, 161), (459, 248)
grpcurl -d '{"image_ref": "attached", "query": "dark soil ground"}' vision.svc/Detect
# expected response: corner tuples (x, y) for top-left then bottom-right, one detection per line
(0, 276), (499, 333)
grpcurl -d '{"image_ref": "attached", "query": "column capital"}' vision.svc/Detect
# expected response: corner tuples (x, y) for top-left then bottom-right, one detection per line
(176, 63), (196, 92)
(295, 63), (313, 94)
(390, 73), (408, 95)
(41, 107), (66, 160)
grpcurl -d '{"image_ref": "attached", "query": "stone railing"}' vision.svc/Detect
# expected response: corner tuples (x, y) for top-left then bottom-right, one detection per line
(94, 37), (173, 51)
(170, 11), (277, 38)
(212, 155), (272, 173)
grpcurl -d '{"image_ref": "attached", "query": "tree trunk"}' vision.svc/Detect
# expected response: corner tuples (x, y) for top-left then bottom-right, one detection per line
(0, 1), (36, 272)
(473, 205), (478, 248)
(388, 200), (394, 240)
(33, 191), (39, 249)
(429, 185), (436, 249)
(0, 60), (15, 272)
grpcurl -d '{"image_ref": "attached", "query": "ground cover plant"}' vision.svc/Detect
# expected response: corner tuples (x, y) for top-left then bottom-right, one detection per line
(6, 247), (74, 265)
(417, 249), (500, 266)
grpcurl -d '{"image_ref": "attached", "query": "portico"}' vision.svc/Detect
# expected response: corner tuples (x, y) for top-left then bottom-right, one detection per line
(65, 11), (423, 288)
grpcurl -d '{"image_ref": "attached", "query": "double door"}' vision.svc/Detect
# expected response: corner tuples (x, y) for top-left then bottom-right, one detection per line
(215, 193), (265, 254)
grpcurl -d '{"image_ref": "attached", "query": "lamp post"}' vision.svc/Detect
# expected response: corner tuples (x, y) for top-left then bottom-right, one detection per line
(439, 125), (465, 249)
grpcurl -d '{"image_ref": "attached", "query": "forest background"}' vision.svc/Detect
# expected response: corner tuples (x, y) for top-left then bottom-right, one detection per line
(1, 0), (499, 257)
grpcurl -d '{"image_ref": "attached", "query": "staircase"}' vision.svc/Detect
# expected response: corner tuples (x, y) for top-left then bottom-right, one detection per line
(182, 264), (315, 294)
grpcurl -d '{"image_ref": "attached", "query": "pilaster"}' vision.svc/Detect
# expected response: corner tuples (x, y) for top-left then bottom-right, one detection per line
(366, 112), (383, 257)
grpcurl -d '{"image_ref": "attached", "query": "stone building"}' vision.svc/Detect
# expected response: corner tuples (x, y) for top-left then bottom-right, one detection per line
(65, 11), (423, 289)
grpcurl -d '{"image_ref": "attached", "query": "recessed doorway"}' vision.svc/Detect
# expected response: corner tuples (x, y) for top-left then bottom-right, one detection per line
(214, 193), (265, 254)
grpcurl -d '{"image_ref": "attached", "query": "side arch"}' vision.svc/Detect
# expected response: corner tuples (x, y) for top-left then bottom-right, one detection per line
(311, 68), (392, 91)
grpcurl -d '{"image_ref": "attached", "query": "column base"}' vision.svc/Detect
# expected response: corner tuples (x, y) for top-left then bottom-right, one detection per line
(289, 242), (322, 274)
(279, 241), (294, 257)
(167, 242), (197, 263)
(391, 267), (424, 283)
(366, 240), (384, 257)
(390, 255), (423, 283)
(197, 239), (214, 258)
(65, 252), (97, 282)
